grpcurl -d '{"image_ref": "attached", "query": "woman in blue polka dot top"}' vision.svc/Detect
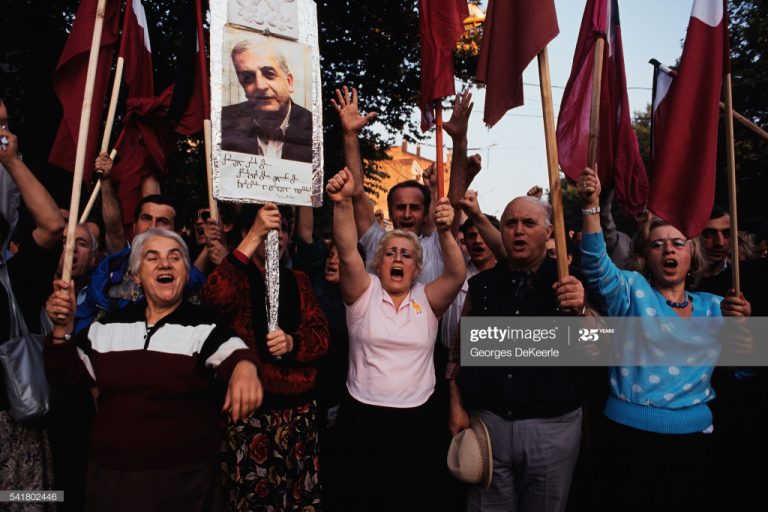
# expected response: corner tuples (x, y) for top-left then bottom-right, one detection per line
(576, 167), (751, 508)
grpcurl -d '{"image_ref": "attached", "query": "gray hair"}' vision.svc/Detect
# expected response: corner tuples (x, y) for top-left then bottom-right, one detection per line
(371, 230), (423, 277)
(128, 228), (191, 276)
(231, 40), (291, 76)
(78, 224), (99, 253)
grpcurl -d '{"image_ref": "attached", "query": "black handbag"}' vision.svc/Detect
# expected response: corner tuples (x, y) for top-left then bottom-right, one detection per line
(0, 258), (50, 423)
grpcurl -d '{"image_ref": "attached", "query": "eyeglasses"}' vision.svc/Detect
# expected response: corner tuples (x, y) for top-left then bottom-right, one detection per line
(649, 238), (689, 250)
(700, 228), (731, 240)
(195, 210), (211, 222)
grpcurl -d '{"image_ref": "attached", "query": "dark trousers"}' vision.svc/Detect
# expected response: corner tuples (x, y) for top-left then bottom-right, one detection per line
(598, 419), (715, 512)
(339, 392), (443, 512)
(85, 455), (223, 512)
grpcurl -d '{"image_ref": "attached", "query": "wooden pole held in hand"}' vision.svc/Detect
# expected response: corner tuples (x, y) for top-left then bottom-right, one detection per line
(723, 73), (740, 294)
(537, 48), (569, 280)
(587, 38), (605, 168)
(80, 148), (118, 223)
(62, 0), (109, 285)
(435, 102), (445, 198)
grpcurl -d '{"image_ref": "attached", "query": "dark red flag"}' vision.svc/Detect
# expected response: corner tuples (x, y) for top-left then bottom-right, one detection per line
(476, 0), (559, 128)
(111, 0), (208, 225)
(556, 0), (648, 215)
(119, 0), (154, 99)
(49, 0), (121, 180)
(419, 0), (469, 132)
(648, 0), (728, 238)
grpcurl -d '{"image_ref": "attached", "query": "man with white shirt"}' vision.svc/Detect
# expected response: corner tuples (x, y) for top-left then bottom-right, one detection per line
(222, 40), (312, 162)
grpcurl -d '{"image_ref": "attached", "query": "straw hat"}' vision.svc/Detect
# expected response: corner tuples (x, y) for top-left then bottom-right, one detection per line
(446, 417), (493, 489)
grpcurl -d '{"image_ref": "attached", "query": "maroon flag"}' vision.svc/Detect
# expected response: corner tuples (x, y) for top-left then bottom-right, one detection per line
(112, 88), (178, 225)
(419, 0), (469, 132)
(476, 0), (558, 128)
(111, 0), (208, 225)
(556, 0), (648, 215)
(648, 0), (728, 238)
(49, 0), (121, 179)
(119, 0), (154, 99)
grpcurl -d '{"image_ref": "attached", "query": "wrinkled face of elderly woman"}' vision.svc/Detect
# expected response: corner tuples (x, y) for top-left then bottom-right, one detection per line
(133, 236), (189, 309)
(377, 235), (420, 297)
(646, 225), (692, 288)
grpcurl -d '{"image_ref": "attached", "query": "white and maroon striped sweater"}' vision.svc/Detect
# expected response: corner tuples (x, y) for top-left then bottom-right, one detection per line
(44, 301), (259, 470)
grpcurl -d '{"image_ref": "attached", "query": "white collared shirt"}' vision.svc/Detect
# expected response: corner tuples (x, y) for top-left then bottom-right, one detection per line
(256, 102), (291, 159)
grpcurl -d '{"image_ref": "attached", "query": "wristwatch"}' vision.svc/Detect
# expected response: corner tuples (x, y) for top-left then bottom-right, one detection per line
(581, 206), (601, 216)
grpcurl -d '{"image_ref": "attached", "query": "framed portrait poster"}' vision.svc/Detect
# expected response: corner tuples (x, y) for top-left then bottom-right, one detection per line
(211, 0), (323, 206)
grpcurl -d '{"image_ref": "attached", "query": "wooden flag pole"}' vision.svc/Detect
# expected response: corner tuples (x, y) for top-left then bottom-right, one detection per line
(723, 73), (740, 294)
(537, 48), (569, 280)
(587, 38), (605, 167)
(79, 148), (118, 223)
(204, 120), (218, 221)
(62, 0), (109, 285)
(101, 57), (124, 153)
(79, 51), (126, 226)
(435, 102), (445, 198)
(729, 107), (768, 143)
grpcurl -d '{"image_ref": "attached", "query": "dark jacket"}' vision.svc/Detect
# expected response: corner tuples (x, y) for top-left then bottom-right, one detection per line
(221, 100), (313, 163)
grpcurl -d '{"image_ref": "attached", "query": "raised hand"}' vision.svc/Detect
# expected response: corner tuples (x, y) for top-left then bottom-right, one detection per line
(458, 190), (482, 219)
(576, 167), (601, 207)
(527, 185), (544, 199)
(326, 168), (356, 203)
(331, 85), (378, 135)
(433, 197), (454, 232)
(94, 152), (114, 180)
(443, 90), (474, 140)
(422, 163), (438, 194)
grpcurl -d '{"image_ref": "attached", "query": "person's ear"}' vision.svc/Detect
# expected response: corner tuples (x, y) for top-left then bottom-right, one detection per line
(287, 72), (295, 94)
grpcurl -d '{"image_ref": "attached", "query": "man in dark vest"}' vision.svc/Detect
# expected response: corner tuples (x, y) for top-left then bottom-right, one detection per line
(447, 196), (589, 512)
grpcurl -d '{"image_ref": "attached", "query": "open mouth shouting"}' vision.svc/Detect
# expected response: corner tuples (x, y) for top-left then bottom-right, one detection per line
(390, 266), (405, 279)
(662, 258), (678, 269)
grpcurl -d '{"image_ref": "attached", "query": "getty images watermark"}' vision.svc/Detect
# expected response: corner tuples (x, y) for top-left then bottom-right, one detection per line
(460, 317), (764, 367)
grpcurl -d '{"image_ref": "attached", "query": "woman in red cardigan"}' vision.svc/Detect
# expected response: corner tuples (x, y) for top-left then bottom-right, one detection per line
(202, 203), (329, 512)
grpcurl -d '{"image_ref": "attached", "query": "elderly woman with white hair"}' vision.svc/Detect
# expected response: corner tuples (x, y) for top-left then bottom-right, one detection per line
(44, 228), (263, 512)
(326, 168), (466, 512)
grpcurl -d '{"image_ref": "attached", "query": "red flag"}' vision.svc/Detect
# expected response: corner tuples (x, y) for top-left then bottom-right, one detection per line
(49, 0), (121, 180)
(556, 0), (648, 215)
(119, 0), (154, 99)
(111, 0), (208, 225)
(419, 0), (469, 132)
(476, 0), (558, 128)
(112, 88), (178, 225)
(648, 0), (728, 238)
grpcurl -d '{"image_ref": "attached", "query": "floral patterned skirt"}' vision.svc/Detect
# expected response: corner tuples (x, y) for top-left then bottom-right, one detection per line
(0, 411), (55, 512)
(225, 400), (321, 512)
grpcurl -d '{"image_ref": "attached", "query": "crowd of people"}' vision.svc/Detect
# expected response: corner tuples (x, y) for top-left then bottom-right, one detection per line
(1, 85), (767, 512)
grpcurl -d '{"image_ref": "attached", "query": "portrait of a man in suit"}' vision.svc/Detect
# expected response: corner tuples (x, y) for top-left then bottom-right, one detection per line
(221, 39), (312, 163)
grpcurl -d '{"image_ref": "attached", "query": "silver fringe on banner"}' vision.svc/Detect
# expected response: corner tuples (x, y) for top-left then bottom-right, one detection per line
(265, 228), (280, 337)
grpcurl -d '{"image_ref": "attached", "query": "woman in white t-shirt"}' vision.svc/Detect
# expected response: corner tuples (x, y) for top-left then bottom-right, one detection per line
(326, 168), (465, 512)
